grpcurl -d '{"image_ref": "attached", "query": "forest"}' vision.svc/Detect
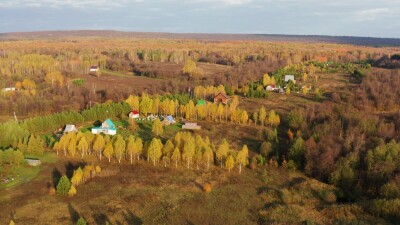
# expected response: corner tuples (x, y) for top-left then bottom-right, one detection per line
(1, 35), (400, 225)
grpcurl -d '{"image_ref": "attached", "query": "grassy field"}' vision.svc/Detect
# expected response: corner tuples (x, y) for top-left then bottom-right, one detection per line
(0, 153), (57, 191)
(0, 153), (388, 225)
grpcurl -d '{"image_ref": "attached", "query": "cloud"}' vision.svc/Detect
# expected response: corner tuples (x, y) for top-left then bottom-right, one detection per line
(354, 8), (390, 21)
(191, 0), (252, 5)
(0, 0), (135, 8)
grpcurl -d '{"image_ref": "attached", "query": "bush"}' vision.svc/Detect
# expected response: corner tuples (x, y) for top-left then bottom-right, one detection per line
(320, 190), (337, 204)
(68, 185), (77, 196)
(370, 198), (400, 218)
(72, 79), (85, 86)
(287, 160), (297, 171)
(203, 183), (212, 193)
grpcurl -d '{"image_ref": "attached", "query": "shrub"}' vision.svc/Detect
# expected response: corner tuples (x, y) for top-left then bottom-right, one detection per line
(320, 190), (337, 204)
(370, 198), (400, 218)
(203, 183), (212, 193)
(48, 187), (56, 195)
(287, 160), (297, 171)
(249, 156), (257, 170)
(72, 79), (85, 86)
(68, 185), (77, 196)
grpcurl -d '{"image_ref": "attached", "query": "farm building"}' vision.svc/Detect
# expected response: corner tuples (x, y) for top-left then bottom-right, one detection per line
(182, 122), (201, 130)
(25, 158), (41, 166)
(163, 115), (176, 125)
(129, 110), (140, 119)
(266, 84), (280, 92)
(2, 87), (16, 92)
(196, 99), (206, 106)
(91, 118), (117, 135)
(63, 124), (78, 133)
(89, 66), (99, 72)
(284, 75), (296, 83)
(213, 93), (229, 104)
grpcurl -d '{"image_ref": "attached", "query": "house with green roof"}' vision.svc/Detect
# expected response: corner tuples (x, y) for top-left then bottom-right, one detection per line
(91, 118), (117, 135)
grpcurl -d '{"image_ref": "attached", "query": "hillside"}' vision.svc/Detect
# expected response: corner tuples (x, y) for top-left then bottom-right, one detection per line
(1, 30), (400, 46)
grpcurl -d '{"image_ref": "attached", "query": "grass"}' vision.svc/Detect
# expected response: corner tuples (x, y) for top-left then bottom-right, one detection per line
(0, 152), (57, 190)
(100, 69), (133, 78)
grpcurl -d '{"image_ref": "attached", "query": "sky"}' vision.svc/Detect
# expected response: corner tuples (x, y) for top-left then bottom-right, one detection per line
(0, 0), (399, 38)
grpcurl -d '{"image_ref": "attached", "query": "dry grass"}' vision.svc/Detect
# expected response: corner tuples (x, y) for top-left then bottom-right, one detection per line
(0, 153), (388, 225)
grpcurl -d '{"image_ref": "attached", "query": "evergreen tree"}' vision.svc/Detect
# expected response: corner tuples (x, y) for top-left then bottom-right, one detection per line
(56, 175), (71, 195)
(76, 217), (87, 225)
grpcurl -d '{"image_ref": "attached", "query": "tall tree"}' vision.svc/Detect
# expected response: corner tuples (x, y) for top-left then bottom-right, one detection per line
(148, 138), (162, 166)
(93, 135), (105, 160)
(114, 135), (126, 163)
(68, 136), (77, 157)
(226, 155), (235, 173)
(203, 145), (214, 171)
(134, 137), (143, 160)
(259, 106), (267, 126)
(216, 139), (229, 168)
(171, 147), (181, 168)
(103, 142), (114, 163)
(152, 118), (164, 136)
(77, 137), (88, 159)
(127, 135), (135, 164)
(182, 138), (195, 169)
(237, 145), (249, 174)
(71, 167), (83, 186)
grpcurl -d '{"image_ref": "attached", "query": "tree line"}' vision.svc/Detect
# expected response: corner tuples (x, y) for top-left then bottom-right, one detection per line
(52, 131), (249, 174)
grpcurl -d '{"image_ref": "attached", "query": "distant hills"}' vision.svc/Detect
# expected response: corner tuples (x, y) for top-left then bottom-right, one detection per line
(1, 30), (400, 46)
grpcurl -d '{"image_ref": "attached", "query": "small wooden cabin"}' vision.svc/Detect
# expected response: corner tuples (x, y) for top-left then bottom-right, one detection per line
(213, 93), (229, 104)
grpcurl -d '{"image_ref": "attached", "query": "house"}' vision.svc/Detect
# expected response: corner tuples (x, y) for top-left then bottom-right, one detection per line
(63, 124), (78, 133)
(182, 122), (201, 130)
(196, 99), (206, 106)
(2, 87), (16, 92)
(163, 115), (176, 125)
(89, 66), (99, 72)
(129, 110), (140, 119)
(213, 93), (229, 104)
(91, 118), (117, 135)
(25, 158), (41, 166)
(266, 84), (280, 92)
(284, 75), (296, 83)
